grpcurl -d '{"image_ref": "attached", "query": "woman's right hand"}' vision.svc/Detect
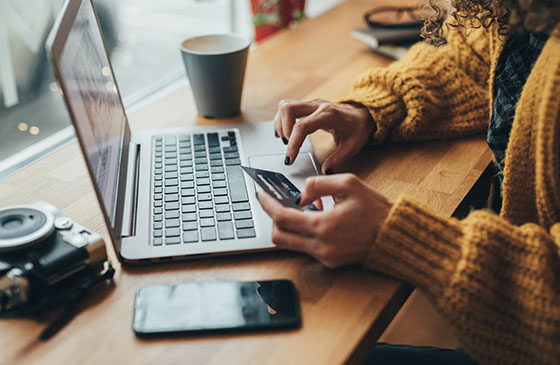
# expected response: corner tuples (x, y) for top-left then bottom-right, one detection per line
(273, 98), (375, 174)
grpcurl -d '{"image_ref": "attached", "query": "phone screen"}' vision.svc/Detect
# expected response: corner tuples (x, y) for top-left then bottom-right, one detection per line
(133, 280), (300, 336)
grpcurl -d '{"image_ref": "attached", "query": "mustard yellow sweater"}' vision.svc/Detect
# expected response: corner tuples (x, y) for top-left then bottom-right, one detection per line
(343, 23), (560, 364)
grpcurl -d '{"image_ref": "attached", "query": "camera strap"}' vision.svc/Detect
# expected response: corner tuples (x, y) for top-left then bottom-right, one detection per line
(39, 261), (115, 340)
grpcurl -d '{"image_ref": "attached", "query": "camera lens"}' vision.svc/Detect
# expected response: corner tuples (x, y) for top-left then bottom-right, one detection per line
(0, 207), (55, 252)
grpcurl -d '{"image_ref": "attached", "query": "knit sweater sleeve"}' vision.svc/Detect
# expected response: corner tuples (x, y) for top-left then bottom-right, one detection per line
(367, 196), (560, 364)
(339, 27), (492, 143)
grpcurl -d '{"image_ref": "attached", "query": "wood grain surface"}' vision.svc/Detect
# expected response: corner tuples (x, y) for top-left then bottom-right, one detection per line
(0, 0), (492, 364)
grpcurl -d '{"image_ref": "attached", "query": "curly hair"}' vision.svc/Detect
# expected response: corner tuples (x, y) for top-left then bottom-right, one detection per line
(422, 0), (560, 46)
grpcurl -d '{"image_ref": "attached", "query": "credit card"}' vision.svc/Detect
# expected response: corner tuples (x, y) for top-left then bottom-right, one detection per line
(241, 166), (318, 211)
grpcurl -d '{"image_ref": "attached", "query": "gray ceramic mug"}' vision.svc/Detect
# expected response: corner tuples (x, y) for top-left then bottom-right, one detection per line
(180, 34), (250, 119)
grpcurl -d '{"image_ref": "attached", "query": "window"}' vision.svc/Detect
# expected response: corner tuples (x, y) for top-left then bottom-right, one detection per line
(0, 0), (342, 179)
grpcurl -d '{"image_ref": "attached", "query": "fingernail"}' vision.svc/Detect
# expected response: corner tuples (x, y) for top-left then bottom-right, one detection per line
(255, 191), (260, 200)
(274, 131), (279, 138)
(325, 168), (333, 175)
(284, 155), (291, 165)
(295, 196), (301, 205)
(282, 137), (288, 145)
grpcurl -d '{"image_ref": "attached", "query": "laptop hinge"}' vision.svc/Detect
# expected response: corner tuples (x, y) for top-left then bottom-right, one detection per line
(121, 143), (141, 238)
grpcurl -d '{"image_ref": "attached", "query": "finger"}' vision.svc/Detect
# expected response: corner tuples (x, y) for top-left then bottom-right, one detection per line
(285, 108), (335, 166)
(321, 142), (356, 174)
(270, 224), (314, 254)
(273, 107), (282, 139)
(257, 191), (317, 236)
(299, 174), (359, 206)
(312, 198), (323, 211)
(278, 100), (319, 140)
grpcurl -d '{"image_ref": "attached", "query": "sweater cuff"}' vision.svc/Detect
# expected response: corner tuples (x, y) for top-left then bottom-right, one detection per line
(337, 86), (406, 143)
(365, 196), (464, 298)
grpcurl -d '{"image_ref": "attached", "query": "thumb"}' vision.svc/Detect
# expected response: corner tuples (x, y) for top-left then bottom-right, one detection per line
(321, 143), (355, 174)
(299, 175), (354, 206)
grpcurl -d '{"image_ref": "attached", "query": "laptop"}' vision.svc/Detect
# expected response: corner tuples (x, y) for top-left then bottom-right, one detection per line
(46, 0), (324, 263)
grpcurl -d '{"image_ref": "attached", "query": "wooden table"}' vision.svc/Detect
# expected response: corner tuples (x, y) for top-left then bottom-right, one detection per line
(0, 0), (492, 363)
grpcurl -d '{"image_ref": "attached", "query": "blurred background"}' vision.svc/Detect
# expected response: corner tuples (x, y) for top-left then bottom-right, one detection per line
(0, 0), (343, 179)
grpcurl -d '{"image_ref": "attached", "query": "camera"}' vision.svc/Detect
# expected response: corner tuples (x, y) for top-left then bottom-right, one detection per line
(0, 201), (109, 314)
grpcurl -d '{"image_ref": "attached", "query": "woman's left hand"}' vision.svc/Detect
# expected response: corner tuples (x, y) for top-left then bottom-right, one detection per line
(257, 174), (393, 268)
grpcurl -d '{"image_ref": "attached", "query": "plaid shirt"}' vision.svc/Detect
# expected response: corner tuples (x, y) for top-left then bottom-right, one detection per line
(487, 31), (549, 183)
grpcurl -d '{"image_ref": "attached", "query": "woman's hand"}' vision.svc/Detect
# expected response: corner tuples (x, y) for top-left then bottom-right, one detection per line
(257, 174), (393, 268)
(273, 99), (374, 174)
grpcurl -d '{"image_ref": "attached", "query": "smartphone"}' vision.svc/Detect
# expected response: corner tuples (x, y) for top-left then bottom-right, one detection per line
(133, 279), (301, 336)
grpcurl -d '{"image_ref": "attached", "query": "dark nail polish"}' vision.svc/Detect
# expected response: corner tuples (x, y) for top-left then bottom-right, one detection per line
(275, 131), (279, 138)
(325, 168), (333, 175)
(295, 196), (301, 205)
(284, 156), (291, 165)
(282, 137), (288, 145)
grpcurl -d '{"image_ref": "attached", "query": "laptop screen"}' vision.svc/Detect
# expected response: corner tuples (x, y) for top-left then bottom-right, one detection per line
(56, 0), (125, 225)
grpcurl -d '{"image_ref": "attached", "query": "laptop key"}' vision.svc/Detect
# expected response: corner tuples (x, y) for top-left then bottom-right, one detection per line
(208, 146), (221, 154)
(183, 222), (198, 231)
(153, 207), (163, 215)
(200, 218), (215, 227)
(165, 210), (179, 219)
(153, 238), (163, 246)
(154, 200), (163, 208)
(179, 157), (193, 165)
(209, 153), (222, 160)
(154, 181), (163, 188)
(154, 175), (163, 181)
(233, 211), (252, 220)
(195, 158), (208, 165)
(197, 178), (210, 186)
(165, 202), (179, 210)
(181, 188), (195, 197)
(215, 204), (230, 213)
(183, 213), (197, 221)
(154, 214), (163, 222)
(235, 219), (254, 229)
(165, 237), (181, 245)
(165, 219), (180, 228)
(194, 151), (206, 158)
(198, 185), (211, 194)
(181, 181), (194, 189)
(164, 194), (179, 202)
(218, 222), (235, 240)
(164, 158), (177, 165)
(180, 173), (194, 182)
(182, 197), (196, 205)
(199, 201), (213, 210)
(217, 212), (232, 221)
(165, 186), (178, 194)
(237, 228), (256, 239)
(210, 160), (223, 167)
(226, 166), (249, 203)
(201, 227), (217, 241)
(200, 210), (214, 218)
(225, 158), (241, 166)
(198, 193), (212, 201)
(182, 204), (196, 213)
(179, 135), (190, 142)
(183, 230), (199, 243)
(232, 202), (250, 211)
(223, 146), (238, 153)
(154, 194), (163, 201)
(213, 180), (227, 189)
(154, 187), (163, 194)
(224, 152), (240, 159)
(165, 172), (178, 179)
(196, 171), (210, 178)
(211, 173), (225, 181)
(213, 188), (228, 196)
(194, 144), (206, 152)
(193, 134), (205, 145)
(207, 133), (219, 147)
(166, 228), (181, 237)
(165, 178), (178, 186)
(195, 164), (209, 171)
(154, 169), (163, 175)
(165, 136), (176, 145)
(181, 167), (194, 174)
(153, 230), (163, 238)
(165, 165), (178, 173)
(153, 222), (163, 230)
(214, 196), (229, 204)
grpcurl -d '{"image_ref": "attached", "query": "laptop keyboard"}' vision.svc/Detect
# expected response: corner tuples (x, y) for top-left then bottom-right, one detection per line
(151, 130), (256, 246)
